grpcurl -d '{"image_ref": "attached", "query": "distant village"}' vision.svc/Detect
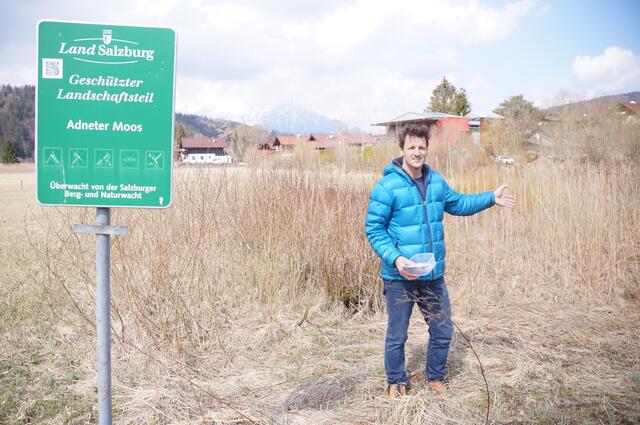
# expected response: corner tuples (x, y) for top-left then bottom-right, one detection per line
(176, 110), (504, 164)
(176, 97), (640, 164)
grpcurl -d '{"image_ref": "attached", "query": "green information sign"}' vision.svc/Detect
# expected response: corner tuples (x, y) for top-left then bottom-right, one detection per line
(36, 20), (176, 207)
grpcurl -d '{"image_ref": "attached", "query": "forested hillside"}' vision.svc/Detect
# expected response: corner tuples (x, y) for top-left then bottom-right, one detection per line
(0, 85), (35, 159)
(175, 113), (242, 138)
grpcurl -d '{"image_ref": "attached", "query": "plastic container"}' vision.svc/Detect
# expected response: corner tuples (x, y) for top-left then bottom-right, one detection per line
(404, 253), (436, 276)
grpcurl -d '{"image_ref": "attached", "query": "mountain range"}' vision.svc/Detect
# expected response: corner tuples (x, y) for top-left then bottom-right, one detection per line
(545, 91), (640, 115)
(176, 105), (358, 138)
(251, 105), (354, 135)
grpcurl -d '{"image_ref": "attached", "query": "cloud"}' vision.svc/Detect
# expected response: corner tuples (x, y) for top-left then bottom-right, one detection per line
(0, 0), (538, 130)
(572, 46), (640, 92)
(172, 0), (537, 128)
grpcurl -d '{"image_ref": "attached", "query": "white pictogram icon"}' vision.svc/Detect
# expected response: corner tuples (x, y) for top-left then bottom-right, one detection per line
(69, 148), (88, 168)
(43, 148), (63, 166)
(145, 151), (164, 169)
(120, 150), (139, 168)
(95, 149), (113, 168)
(47, 152), (60, 164)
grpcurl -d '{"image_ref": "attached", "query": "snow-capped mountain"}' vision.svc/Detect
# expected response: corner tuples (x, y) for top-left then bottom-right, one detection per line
(253, 105), (350, 134)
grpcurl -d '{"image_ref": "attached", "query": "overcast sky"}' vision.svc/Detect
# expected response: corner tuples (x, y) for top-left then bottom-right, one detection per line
(1, 0), (639, 131)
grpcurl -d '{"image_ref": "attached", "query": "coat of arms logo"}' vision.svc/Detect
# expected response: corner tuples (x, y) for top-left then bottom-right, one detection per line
(102, 29), (112, 45)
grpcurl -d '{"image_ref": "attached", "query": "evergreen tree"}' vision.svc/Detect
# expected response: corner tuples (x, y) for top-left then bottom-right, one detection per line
(174, 123), (186, 149)
(429, 78), (471, 116)
(229, 129), (242, 162)
(0, 139), (19, 163)
(494, 95), (545, 147)
(453, 88), (471, 116)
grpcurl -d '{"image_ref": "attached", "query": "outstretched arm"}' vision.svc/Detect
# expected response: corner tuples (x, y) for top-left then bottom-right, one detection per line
(444, 180), (516, 215)
(494, 185), (516, 208)
(444, 180), (495, 216)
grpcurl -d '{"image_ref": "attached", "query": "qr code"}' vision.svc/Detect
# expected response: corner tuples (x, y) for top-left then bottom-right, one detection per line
(42, 58), (63, 79)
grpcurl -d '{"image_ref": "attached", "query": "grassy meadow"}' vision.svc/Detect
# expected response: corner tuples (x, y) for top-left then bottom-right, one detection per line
(1, 132), (640, 424)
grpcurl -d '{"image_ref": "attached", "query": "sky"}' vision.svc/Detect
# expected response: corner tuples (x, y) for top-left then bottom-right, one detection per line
(1, 0), (639, 132)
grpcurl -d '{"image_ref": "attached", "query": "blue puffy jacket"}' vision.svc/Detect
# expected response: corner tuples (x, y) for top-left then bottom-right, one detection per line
(365, 158), (495, 281)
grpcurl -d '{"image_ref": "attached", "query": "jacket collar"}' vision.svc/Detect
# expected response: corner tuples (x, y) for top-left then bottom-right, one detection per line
(385, 157), (431, 184)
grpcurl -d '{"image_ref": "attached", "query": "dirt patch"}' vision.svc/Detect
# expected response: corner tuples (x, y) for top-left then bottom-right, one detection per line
(282, 374), (367, 410)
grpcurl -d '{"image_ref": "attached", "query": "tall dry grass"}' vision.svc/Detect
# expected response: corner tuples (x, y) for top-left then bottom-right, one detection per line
(14, 119), (640, 423)
(548, 108), (640, 163)
(23, 166), (383, 353)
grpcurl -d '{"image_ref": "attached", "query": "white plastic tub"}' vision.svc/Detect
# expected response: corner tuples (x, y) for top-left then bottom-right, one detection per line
(404, 253), (436, 276)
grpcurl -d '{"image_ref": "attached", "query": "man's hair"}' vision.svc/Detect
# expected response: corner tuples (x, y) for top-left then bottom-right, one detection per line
(398, 124), (430, 149)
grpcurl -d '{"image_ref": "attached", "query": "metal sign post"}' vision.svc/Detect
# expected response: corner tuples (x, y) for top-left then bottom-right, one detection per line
(95, 208), (112, 423)
(95, 207), (112, 424)
(73, 209), (128, 424)
(36, 20), (176, 424)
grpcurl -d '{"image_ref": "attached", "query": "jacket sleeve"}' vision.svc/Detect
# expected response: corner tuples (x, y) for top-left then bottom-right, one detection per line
(444, 179), (495, 216)
(365, 183), (402, 268)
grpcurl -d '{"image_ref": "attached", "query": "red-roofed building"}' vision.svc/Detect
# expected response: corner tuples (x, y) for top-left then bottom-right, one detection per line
(259, 134), (313, 151)
(332, 133), (377, 146)
(259, 133), (379, 151)
(181, 135), (230, 154)
(620, 101), (640, 116)
(373, 112), (470, 146)
(179, 135), (232, 164)
(309, 133), (337, 149)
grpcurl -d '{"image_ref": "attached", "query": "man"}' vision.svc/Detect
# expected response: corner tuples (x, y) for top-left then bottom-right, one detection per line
(365, 124), (515, 396)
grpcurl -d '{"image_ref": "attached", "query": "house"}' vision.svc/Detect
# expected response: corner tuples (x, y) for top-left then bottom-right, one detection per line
(618, 100), (640, 119)
(258, 134), (312, 151)
(466, 112), (504, 130)
(307, 133), (335, 150)
(465, 112), (504, 144)
(180, 135), (233, 164)
(259, 133), (379, 151)
(311, 133), (378, 148)
(372, 112), (469, 146)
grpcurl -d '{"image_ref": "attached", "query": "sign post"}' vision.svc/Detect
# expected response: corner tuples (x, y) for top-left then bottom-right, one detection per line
(36, 20), (176, 424)
(95, 207), (113, 424)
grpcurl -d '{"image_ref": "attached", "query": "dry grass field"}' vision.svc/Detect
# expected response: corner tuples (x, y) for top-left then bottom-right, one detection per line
(1, 140), (639, 424)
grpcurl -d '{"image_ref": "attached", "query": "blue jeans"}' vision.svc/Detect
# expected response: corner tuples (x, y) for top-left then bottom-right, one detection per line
(383, 277), (453, 384)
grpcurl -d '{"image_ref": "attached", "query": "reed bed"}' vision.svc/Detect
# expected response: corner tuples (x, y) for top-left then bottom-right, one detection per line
(3, 128), (639, 423)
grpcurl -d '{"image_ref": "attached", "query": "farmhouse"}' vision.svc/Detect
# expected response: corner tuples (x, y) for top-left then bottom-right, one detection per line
(180, 135), (233, 164)
(373, 112), (469, 146)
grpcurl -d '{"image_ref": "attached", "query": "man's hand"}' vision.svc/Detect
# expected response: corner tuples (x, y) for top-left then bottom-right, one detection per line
(395, 256), (419, 280)
(494, 185), (516, 208)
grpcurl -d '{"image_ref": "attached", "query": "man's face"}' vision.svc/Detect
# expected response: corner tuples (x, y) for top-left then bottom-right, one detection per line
(402, 135), (428, 170)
